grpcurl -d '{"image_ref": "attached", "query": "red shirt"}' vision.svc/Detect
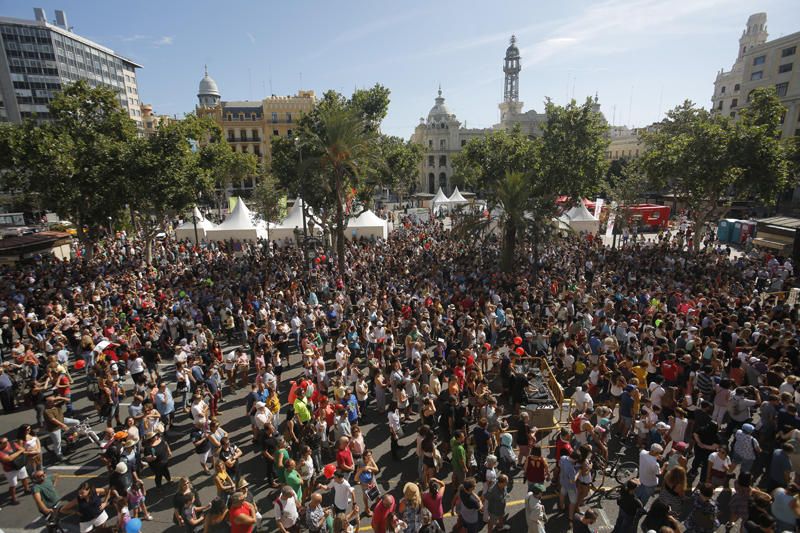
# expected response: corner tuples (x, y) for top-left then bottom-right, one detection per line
(0, 442), (21, 472)
(371, 495), (395, 533)
(336, 448), (354, 471)
(229, 502), (254, 533)
(661, 360), (679, 382)
(422, 491), (444, 519)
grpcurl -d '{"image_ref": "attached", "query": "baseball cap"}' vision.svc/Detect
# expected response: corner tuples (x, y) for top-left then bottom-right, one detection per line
(742, 423), (755, 434)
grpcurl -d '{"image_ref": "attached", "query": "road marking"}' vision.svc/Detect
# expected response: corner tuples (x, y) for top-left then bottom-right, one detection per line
(47, 465), (87, 471)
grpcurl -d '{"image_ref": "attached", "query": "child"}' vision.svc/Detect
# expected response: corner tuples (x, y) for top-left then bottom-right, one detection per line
(127, 478), (153, 520)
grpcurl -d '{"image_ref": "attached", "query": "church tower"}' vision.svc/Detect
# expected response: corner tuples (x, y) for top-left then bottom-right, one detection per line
(499, 36), (523, 121)
(737, 12), (768, 62)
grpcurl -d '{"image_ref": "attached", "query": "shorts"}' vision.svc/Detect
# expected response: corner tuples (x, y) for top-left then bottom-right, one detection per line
(80, 510), (108, 532)
(4, 466), (28, 488)
(560, 485), (577, 504)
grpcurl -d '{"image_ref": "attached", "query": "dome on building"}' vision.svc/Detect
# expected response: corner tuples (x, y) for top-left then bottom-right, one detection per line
(427, 87), (452, 121)
(198, 66), (220, 97)
(505, 35), (520, 59)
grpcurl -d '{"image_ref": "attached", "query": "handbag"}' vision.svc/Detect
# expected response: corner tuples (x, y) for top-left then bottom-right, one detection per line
(11, 451), (26, 470)
(365, 483), (381, 508)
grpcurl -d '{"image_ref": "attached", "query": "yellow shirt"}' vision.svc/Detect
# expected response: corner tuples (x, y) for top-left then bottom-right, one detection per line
(267, 395), (280, 415)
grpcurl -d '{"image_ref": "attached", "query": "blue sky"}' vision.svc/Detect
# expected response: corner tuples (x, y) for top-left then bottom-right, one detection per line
(4, 0), (799, 137)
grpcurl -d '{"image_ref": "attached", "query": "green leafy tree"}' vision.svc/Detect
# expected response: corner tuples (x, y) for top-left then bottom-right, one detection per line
(272, 85), (389, 272)
(539, 97), (610, 201)
(198, 140), (258, 218)
(300, 106), (380, 270)
(251, 171), (286, 240)
(0, 81), (136, 250)
(125, 120), (213, 262)
(639, 89), (792, 249)
(376, 135), (424, 202)
(453, 127), (539, 270)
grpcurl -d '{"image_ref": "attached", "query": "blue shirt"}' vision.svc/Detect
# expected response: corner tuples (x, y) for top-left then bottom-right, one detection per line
(473, 427), (491, 454)
(769, 449), (792, 484)
(620, 392), (634, 418)
(559, 456), (577, 489)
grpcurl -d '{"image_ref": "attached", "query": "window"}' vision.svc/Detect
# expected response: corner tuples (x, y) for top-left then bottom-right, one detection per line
(439, 155), (446, 167)
(782, 46), (797, 57)
(286, 129), (292, 138)
(428, 140), (433, 148)
(438, 172), (447, 191)
(240, 129), (247, 141)
(778, 63), (793, 73)
(252, 129), (259, 140)
(251, 113), (257, 120)
(286, 112), (292, 123)
(461, 140), (466, 147)
(238, 113), (244, 121)
(720, 86), (726, 94)
(776, 82), (789, 97)
(428, 173), (435, 194)
(272, 129), (279, 137)
(226, 113), (232, 120)
(750, 70), (763, 81)
(730, 98), (738, 108)
(717, 100), (724, 110)
(439, 139), (446, 149)
(428, 155), (435, 167)
(227, 129), (235, 141)
(271, 112), (278, 123)
(730, 111), (736, 118)
(254, 145), (261, 156)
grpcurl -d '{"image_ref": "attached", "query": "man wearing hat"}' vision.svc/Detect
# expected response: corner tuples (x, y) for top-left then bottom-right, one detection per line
(636, 444), (662, 505)
(525, 483), (546, 533)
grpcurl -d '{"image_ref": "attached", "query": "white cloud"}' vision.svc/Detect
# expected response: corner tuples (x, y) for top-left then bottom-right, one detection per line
(154, 36), (174, 46)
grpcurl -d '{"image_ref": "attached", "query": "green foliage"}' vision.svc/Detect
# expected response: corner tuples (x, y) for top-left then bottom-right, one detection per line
(375, 135), (424, 197)
(639, 92), (791, 247)
(251, 172), (286, 224)
(0, 81), (137, 240)
(539, 97), (610, 201)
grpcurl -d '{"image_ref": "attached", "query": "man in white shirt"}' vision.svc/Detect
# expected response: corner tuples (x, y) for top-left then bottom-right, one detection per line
(636, 444), (662, 505)
(321, 470), (355, 514)
(273, 485), (300, 532)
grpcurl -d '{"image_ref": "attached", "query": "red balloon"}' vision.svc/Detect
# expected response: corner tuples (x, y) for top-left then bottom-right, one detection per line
(515, 347), (525, 356)
(74, 359), (86, 370)
(320, 255), (326, 261)
(314, 257), (321, 264)
(513, 336), (522, 346)
(323, 463), (336, 479)
(483, 342), (491, 350)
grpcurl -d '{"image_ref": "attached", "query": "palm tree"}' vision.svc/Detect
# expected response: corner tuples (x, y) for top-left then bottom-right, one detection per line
(495, 170), (531, 271)
(302, 106), (379, 272)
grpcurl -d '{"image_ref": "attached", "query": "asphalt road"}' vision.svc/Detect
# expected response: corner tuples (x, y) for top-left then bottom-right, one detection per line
(0, 346), (623, 533)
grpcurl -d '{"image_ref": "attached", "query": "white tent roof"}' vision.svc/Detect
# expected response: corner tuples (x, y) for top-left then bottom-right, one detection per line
(213, 197), (257, 231)
(349, 209), (387, 228)
(431, 187), (449, 205)
(176, 207), (215, 231)
(275, 198), (313, 229)
(447, 186), (468, 204)
(565, 203), (598, 221)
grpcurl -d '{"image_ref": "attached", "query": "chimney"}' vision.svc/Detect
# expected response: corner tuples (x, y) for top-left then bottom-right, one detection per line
(33, 8), (46, 22)
(54, 10), (68, 30)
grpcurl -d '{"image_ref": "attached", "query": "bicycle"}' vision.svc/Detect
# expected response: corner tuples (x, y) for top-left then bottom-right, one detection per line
(590, 451), (638, 497)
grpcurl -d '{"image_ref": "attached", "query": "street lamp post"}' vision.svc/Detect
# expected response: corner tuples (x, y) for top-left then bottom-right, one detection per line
(295, 137), (309, 268)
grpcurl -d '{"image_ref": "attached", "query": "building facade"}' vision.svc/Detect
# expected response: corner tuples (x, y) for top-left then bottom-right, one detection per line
(712, 12), (799, 138)
(0, 8), (143, 128)
(140, 103), (174, 136)
(411, 36), (609, 194)
(195, 68), (315, 194)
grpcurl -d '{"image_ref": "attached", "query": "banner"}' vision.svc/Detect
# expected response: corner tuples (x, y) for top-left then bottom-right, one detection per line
(593, 198), (604, 219)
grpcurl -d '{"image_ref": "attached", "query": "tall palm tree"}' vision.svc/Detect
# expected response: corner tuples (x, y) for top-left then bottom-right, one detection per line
(302, 106), (379, 272)
(495, 170), (531, 271)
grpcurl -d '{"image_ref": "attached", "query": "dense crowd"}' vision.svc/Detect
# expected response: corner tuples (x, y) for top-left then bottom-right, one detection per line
(0, 215), (799, 533)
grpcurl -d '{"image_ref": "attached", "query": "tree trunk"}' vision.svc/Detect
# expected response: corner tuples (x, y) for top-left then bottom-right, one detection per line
(129, 205), (138, 232)
(335, 176), (346, 275)
(501, 218), (517, 272)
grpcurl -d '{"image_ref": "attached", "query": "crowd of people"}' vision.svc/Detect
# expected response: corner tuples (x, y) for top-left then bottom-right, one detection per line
(0, 214), (798, 533)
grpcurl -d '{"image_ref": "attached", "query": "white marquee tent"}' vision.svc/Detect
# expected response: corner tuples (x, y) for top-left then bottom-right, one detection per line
(346, 209), (388, 240)
(270, 198), (321, 244)
(564, 203), (600, 234)
(447, 186), (469, 205)
(175, 207), (216, 243)
(206, 197), (266, 241)
(431, 187), (449, 206)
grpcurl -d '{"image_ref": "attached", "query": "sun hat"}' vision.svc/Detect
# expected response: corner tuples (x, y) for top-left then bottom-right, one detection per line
(115, 462), (128, 474)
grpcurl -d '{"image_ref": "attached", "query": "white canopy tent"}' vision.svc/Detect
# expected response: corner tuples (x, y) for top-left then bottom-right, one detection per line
(346, 209), (388, 240)
(446, 186), (469, 205)
(206, 197), (266, 241)
(270, 198), (321, 245)
(431, 187), (449, 206)
(563, 203), (600, 234)
(175, 207), (216, 243)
